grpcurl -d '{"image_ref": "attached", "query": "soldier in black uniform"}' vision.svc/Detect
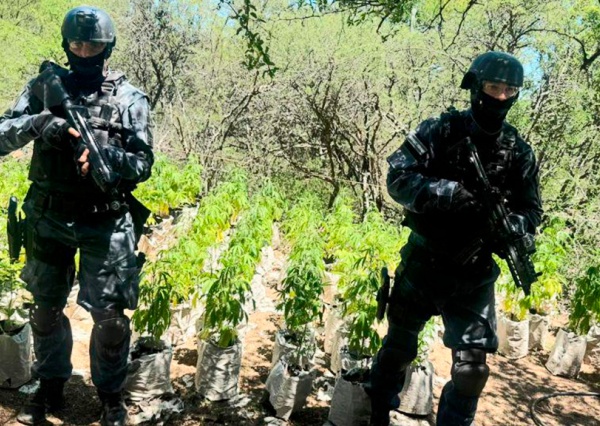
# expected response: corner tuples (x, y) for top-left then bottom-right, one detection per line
(0, 6), (153, 426)
(368, 52), (543, 425)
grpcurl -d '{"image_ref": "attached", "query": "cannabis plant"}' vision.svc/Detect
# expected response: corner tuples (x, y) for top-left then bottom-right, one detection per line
(278, 195), (326, 362)
(0, 157), (29, 214)
(156, 170), (250, 305)
(569, 262), (600, 336)
(498, 218), (569, 320)
(342, 249), (383, 358)
(414, 318), (437, 365)
(134, 154), (202, 219)
(340, 210), (405, 358)
(199, 181), (284, 348)
(131, 260), (179, 345)
(0, 254), (27, 334)
(529, 218), (568, 314)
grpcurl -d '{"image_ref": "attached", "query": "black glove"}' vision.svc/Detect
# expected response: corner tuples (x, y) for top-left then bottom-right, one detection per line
(507, 213), (528, 236)
(102, 144), (125, 172)
(30, 113), (71, 149)
(449, 185), (481, 214)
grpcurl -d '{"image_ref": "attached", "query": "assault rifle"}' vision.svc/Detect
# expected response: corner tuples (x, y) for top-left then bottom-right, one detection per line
(463, 137), (539, 296)
(31, 61), (120, 194)
(7, 196), (24, 263)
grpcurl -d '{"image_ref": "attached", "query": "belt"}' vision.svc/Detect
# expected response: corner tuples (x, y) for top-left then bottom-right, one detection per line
(29, 186), (127, 216)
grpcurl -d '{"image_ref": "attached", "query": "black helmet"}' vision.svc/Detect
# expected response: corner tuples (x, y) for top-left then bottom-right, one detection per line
(61, 6), (116, 57)
(460, 51), (523, 90)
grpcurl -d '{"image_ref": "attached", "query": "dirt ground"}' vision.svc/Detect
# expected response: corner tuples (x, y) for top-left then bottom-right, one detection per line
(1, 296), (599, 425)
(1, 231), (599, 425)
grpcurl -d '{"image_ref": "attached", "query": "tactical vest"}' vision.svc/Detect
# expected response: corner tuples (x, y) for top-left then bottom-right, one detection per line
(28, 71), (126, 195)
(402, 108), (518, 245)
(434, 107), (516, 193)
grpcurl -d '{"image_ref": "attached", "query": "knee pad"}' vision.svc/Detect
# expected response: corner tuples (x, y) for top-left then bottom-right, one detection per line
(92, 310), (130, 348)
(451, 348), (490, 398)
(29, 304), (63, 336)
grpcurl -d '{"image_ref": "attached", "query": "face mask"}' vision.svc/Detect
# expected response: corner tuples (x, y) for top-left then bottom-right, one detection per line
(471, 89), (517, 134)
(66, 49), (105, 79)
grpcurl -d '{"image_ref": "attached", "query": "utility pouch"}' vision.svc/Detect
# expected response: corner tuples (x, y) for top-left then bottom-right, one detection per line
(376, 267), (392, 321)
(125, 193), (150, 246)
(7, 196), (25, 263)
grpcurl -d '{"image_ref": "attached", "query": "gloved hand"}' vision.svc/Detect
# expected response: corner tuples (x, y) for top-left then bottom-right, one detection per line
(449, 184), (481, 214)
(102, 144), (125, 172)
(30, 113), (71, 149)
(507, 213), (528, 236)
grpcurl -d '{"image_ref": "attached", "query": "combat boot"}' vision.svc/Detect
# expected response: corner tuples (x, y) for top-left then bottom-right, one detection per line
(17, 378), (66, 425)
(98, 390), (127, 426)
(370, 410), (390, 426)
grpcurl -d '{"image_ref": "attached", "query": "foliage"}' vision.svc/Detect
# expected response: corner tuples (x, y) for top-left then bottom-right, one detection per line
(131, 169), (249, 345)
(414, 317), (437, 365)
(528, 217), (569, 314)
(156, 169), (250, 304)
(131, 259), (174, 343)
(199, 180), (284, 347)
(339, 209), (405, 356)
(323, 191), (361, 264)
(0, 156), (30, 209)
(0, 253), (26, 333)
(0, 156), (29, 253)
(498, 217), (570, 320)
(114, 0), (202, 111)
(133, 154), (202, 219)
(0, 0), (79, 107)
(278, 194), (325, 358)
(569, 262), (600, 336)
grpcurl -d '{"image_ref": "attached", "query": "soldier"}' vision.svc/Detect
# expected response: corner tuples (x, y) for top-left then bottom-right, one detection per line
(368, 52), (543, 425)
(0, 6), (153, 426)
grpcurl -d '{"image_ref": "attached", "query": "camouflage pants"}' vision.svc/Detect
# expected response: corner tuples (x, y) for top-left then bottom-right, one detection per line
(369, 240), (500, 425)
(21, 196), (140, 393)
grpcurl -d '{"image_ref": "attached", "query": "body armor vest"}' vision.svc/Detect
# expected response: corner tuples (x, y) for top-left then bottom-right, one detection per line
(29, 71), (126, 195)
(403, 108), (517, 245)
(434, 108), (516, 194)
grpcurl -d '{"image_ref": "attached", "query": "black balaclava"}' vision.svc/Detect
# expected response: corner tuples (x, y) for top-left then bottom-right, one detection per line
(65, 49), (106, 80)
(470, 86), (518, 135)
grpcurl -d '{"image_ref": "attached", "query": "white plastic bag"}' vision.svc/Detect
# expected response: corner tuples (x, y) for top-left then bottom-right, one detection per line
(398, 361), (434, 416)
(327, 368), (371, 426)
(585, 324), (600, 368)
(546, 328), (587, 378)
(271, 329), (316, 369)
(498, 315), (529, 359)
(125, 339), (173, 401)
(265, 357), (315, 420)
(195, 338), (242, 401)
(529, 314), (549, 351)
(0, 322), (32, 388)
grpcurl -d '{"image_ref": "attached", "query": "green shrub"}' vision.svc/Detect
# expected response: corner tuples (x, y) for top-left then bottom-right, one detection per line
(200, 180), (284, 347)
(569, 263), (600, 335)
(134, 154), (202, 219)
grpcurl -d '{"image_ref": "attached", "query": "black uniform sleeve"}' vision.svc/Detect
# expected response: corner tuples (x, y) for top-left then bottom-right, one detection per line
(386, 118), (461, 213)
(0, 81), (44, 156)
(507, 138), (543, 233)
(109, 93), (154, 184)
